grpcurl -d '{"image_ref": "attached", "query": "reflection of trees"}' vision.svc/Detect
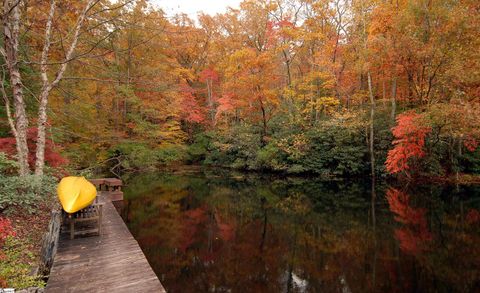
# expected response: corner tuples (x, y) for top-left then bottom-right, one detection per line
(386, 188), (432, 255)
(121, 171), (480, 292)
(386, 187), (480, 292)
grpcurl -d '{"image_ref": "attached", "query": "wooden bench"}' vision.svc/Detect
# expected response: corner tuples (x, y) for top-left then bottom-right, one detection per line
(63, 178), (123, 239)
(64, 198), (103, 240)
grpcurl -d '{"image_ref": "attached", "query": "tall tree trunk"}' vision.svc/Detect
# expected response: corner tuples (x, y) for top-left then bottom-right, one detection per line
(260, 99), (267, 145)
(368, 72), (376, 178)
(361, 0), (375, 179)
(124, 32), (132, 125)
(2, 0), (29, 176)
(35, 0), (94, 176)
(391, 76), (397, 122)
(382, 78), (386, 104)
(370, 175), (377, 288)
(206, 79), (215, 123)
(282, 49), (294, 118)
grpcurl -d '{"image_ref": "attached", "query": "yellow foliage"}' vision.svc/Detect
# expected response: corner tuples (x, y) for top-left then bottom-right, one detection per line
(304, 97), (340, 116)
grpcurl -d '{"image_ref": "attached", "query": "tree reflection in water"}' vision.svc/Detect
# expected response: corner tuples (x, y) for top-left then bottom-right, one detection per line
(121, 169), (480, 293)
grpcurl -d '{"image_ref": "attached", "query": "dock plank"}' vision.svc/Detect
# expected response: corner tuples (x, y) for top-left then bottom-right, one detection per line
(46, 198), (165, 293)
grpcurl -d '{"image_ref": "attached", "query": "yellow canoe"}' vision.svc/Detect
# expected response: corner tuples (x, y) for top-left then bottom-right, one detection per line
(57, 176), (97, 214)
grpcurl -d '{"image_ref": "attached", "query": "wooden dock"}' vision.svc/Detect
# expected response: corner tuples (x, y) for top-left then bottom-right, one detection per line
(45, 194), (165, 292)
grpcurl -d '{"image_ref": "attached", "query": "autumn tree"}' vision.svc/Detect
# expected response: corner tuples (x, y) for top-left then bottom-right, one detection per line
(1, 0), (127, 176)
(385, 111), (431, 175)
(221, 48), (280, 143)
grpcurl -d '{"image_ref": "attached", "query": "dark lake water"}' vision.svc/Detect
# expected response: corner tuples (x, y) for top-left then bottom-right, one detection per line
(120, 168), (480, 293)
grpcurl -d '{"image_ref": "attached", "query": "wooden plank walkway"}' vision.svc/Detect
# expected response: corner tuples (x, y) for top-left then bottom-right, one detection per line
(45, 196), (165, 293)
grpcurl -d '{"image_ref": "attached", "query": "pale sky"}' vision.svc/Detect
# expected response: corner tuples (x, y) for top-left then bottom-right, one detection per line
(152, 0), (242, 18)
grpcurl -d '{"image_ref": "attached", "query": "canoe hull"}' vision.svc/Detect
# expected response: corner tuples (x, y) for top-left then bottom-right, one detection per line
(58, 176), (97, 214)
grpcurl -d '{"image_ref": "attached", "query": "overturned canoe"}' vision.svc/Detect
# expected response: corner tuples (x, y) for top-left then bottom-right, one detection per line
(57, 176), (97, 214)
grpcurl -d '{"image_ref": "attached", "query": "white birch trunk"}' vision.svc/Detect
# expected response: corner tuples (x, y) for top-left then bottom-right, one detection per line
(34, 0), (95, 176)
(2, 0), (29, 176)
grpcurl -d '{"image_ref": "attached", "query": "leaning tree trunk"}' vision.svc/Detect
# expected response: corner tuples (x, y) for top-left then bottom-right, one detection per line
(2, 0), (30, 176)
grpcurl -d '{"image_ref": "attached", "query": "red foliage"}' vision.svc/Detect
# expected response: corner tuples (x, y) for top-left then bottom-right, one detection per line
(179, 206), (235, 263)
(464, 136), (478, 152)
(386, 188), (432, 255)
(214, 212), (235, 242)
(215, 93), (236, 120)
(0, 218), (15, 287)
(0, 217), (16, 246)
(180, 84), (206, 124)
(179, 207), (207, 252)
(385, 112), (431, 174)
(387, 189), (426, 225)
(265, 21), (276, 49)
(199, 68), (219, 83)
(0, 128), (67, 169)
(265, 18), (295, 48)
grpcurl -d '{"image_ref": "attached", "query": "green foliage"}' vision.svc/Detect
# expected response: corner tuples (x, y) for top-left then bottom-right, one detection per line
(64, 142), (108, 170)
(109, 141), (187, 170)
(157, 145), (187, 164)
(0, 152), (17, 175)
(303, 123), (369, 176)
(461, 148), (480, 174)
(0, 175), (57, 214)
(198, 125), (262, 169)
(191, 116), (374, 176)
(255, 143), (287, 171)
(0, 237), (45, 289)
(186, 132), (213, 163)
(110, 142), (159, 170)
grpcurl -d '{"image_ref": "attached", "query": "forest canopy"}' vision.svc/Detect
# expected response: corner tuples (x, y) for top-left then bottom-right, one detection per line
(0, 0), (479, 179)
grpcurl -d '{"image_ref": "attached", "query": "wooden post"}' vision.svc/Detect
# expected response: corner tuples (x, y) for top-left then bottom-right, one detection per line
(69, 214), (74, 240)
(98, 205), (103, 236)
(39, 209), (61, 275)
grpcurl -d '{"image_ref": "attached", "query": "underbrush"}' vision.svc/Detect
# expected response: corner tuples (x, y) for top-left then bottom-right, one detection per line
(106, 142), (187, 172)
(0, 153), (58, 289)
(0, 236), (46, 289)
(0, 175), (57, 214)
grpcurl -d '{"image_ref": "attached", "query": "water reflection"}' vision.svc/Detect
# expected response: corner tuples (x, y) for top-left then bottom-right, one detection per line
(120, 169), (480, 293)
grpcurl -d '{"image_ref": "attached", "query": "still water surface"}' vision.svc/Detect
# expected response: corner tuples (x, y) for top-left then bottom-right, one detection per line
(120, 168), (480, 293)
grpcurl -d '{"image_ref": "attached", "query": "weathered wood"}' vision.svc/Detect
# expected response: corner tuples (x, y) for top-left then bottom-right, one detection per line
(88, 178), (122, 191)
(98, 190), (124, 202)
(104, 178), (122, 191)
(67, 203), (103, 240)
(39, 210), (62, 276)
(46, 199), (165, 292)
(88, 179), (105, 189)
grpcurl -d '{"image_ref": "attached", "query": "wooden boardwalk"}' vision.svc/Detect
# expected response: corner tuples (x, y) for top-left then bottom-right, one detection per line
(45, 196), (165, 292)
